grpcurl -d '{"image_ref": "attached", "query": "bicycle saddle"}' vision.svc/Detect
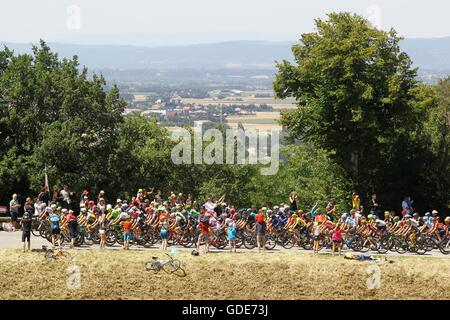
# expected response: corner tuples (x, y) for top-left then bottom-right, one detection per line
(152, 256), (158, 260)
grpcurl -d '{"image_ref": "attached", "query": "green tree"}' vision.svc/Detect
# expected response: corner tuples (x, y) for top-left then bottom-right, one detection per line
(274, 12), (433, 210)
(0, 41), (126, 203)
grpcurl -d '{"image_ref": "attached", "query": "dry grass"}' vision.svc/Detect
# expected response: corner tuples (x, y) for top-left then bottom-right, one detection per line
(1, 249), (449, 300)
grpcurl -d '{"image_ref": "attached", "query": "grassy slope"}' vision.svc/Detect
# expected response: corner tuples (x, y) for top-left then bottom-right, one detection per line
(1, 249), (449, 300)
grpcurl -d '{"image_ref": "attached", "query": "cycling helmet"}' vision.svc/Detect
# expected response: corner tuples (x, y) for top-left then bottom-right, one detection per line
(413, 212), (419, 218)
(384, 211), (390, 216)
(51, 204), (57, 210)
(404, 214), (412, 219)
(432, 210), (438, 215)
(393, 216), (400, 222)
(106, 204), (112, 210)
(425, 212), (431, 217)
(444, 217), (450, 223)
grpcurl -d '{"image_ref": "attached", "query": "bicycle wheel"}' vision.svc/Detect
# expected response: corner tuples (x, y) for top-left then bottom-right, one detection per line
(244, 235), (256, 249)
(106, 230), (117, 246)
(439, 238), (450, 255)
(265, 234), (277, 250)
(377, 236), (393, 254)
(163, 259), (181, 273)
(394, 239), (407, 254)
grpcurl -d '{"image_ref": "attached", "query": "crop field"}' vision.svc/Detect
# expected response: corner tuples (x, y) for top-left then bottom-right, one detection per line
(1, 248), (449, 300)
(181, 97), (297, 110)
(226, 111), (282, 130)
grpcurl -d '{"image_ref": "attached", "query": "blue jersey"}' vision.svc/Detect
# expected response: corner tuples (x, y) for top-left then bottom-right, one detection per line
(49, 214), (60, 230)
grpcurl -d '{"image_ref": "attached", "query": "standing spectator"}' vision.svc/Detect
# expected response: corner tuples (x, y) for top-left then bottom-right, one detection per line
(369, 194), (379, 218)
(21, 198), (34, 252)
(326, 199), (335, 221)
(98, 215), (108, 250)
(34, 200), (46, 217)
(159, 216), (169, 251)
(197, 211), (211, 253)
(227, 219), (237, 253)
(60, 185), (70, 209)
(351, 192), (361, 211)
(38, 186), (50, 206)
(66, 210), (78, 249)
(401, 196), (413, 216)
(255, 211), (266, 252)
(332, 223), (344, 256)
(312, 222), (321, 254)
(204, 197), (216, 212)
(97, 190), (106, 204)
(122, 216), (132, 250)
(9, 194), (20, 231)
(289, 192), (298, 212)
(53, 186), (63, 207)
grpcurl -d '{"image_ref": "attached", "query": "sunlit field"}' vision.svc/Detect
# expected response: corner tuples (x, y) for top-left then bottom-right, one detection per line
(1, 249), (449, 300)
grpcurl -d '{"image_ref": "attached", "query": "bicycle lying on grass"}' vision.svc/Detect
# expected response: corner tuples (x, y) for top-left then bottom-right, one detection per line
(145, 253), (186, 277)
(42, 245), (72, 261)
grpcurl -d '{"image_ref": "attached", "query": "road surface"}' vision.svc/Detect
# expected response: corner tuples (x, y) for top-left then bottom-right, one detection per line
(0, 230), (448, 258)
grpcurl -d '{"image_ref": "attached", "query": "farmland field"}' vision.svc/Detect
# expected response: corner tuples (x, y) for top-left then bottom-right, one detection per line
(1, 248), (449, 300)
(181, 97), (297, 110)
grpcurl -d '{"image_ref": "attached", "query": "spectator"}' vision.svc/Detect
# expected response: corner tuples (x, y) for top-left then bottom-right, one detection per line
(98, 215), (108, 250)
(159, 216), (169, 251)
(401, 196), (413, 216)
(197, 211), (211, 253)
(122, 216), (132, 250)
(21, 198), (33, 252)
(34, 200), (46, 217)
(369, 194), (379, 217)
(97, 190), (106, 203)
(66, 210), (78, 249)
(289, 191), (298, 212)
(38, 186), (50, 206)
(204, 197), (216, 212)
(227, 219), (237, 253)
(352, 192), (361, 211)
(53, 186), (63, 207)
(326, 199), (335, 221)
(60, 185), (71, 209)
(255, 211), (266, 252)
(9, 194), (20, 231)
(332, 223), (344, 256)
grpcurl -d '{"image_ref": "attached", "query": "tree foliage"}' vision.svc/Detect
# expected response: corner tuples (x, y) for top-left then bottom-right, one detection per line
(274, 12), (447, 211)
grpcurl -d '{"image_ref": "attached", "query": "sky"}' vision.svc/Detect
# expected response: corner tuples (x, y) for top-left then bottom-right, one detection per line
(1, 0), (449, 45)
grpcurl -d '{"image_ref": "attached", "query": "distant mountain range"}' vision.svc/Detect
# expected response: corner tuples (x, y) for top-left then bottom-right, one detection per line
(1, 38), (450, 71)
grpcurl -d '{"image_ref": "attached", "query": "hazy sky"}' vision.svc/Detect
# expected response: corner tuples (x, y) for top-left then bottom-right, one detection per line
(1, 0), (449, 44)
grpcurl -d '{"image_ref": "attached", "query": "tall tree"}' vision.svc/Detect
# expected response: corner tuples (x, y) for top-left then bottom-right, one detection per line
(274, 12), (432, 209)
